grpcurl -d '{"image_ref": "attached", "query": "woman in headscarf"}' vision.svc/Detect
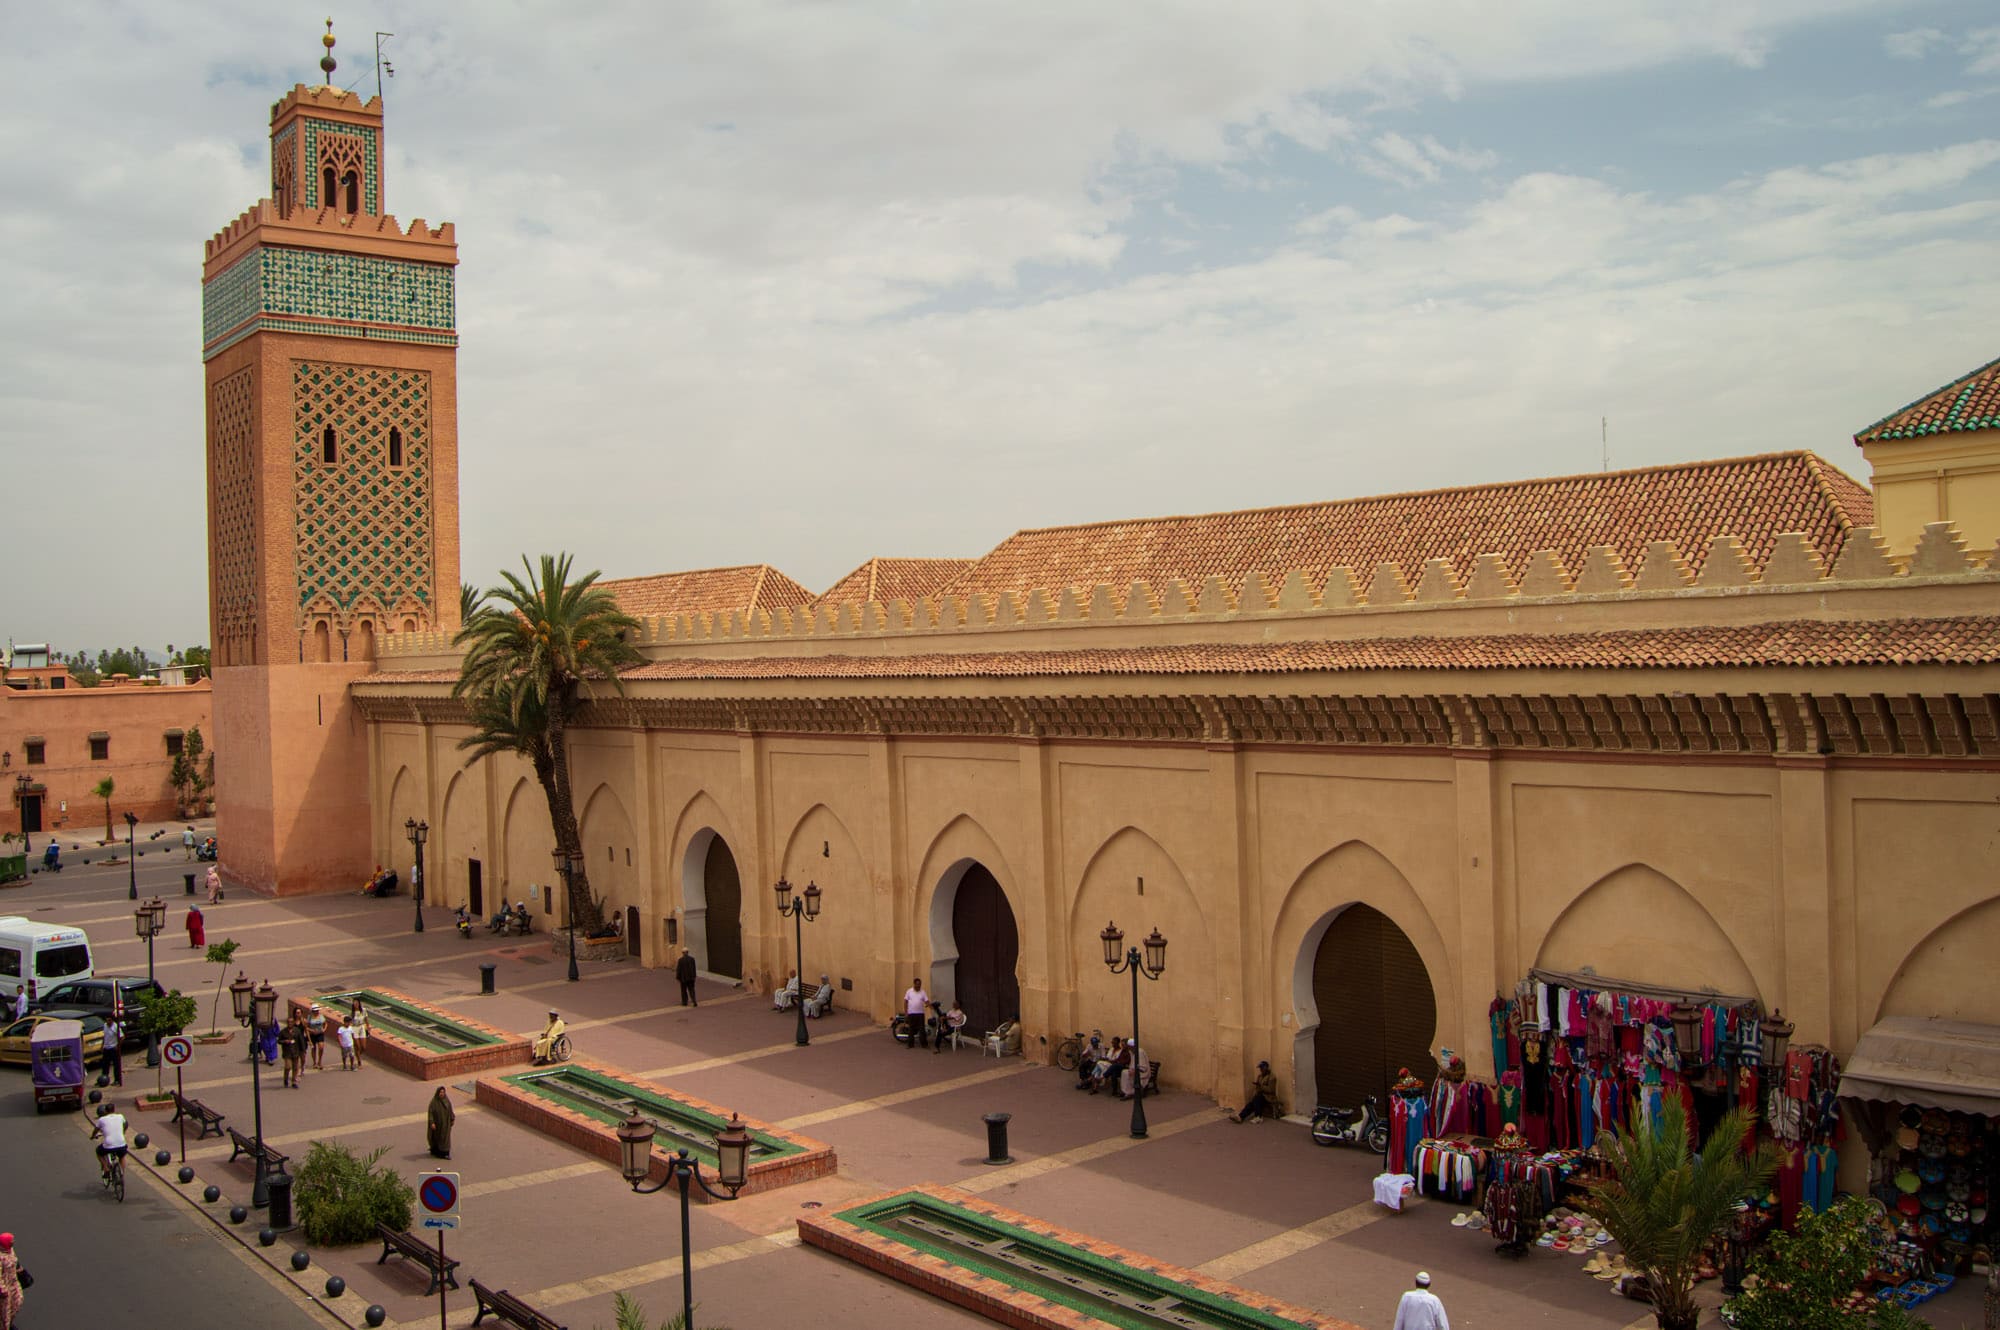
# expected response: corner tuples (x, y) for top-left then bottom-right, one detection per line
(427, 1087), (456, 1159)
(186, 904), (206, 948)
(0, 1231), (25, 1330)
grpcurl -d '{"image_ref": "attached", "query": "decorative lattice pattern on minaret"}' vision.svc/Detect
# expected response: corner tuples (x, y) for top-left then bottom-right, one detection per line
(271, 123), (297, 218)
(291, 360), (434, 622)
(209, 368), (261, 665)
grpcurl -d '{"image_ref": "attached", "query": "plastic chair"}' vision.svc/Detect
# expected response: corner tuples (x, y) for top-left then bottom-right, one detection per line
(983, 1022), (1021, 1058)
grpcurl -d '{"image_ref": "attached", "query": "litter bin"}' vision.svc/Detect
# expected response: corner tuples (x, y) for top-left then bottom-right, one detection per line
(184, 872), (197, 896)
(982, 1111), (1013, 1166)
(479, 962), (497, 995)
(267, 1170), (295, 1228)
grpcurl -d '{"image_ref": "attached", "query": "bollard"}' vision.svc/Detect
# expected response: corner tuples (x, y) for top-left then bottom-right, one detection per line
(479, 962), (497, 995)
(982, 1111), (1014, 1166)
(185, 872), (196, 896)
(267, 1170), (295, 1229)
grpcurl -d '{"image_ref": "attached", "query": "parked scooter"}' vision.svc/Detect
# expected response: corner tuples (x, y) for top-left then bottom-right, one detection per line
(891, 1000), (946, 1047)
(1310, 1095), (1390, 1153)
(195, 837), (219, 862)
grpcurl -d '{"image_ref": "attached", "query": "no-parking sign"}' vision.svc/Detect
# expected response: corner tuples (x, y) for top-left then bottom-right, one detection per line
(418, 1171), (461, 1230)
(161, 1036), (193, 1066)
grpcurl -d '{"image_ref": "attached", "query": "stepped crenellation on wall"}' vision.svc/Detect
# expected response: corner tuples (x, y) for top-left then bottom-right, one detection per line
(375, 522), (1997, 661)
(205, 198), (457, 263)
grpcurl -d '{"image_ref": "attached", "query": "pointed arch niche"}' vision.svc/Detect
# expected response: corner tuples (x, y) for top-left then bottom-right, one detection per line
(501, 777), (554, 915)
(1534, 864), (1759, 1001)
(578, 784), (636, 929)
(680, 826), (745, 978)
(1875, 895), (2000, 1025)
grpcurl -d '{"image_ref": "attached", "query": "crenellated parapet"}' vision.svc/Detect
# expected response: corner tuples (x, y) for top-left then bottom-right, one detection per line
(375, 521), (1997, 665)
(205, 198), (456, 267)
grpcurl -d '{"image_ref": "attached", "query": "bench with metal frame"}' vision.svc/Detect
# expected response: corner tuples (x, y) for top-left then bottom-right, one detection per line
(225, 1126), (288, 1172)
(170, 1091), (226, 1139)
(376, 1223), (462, 1297)
(471, 1277), (567, 1330)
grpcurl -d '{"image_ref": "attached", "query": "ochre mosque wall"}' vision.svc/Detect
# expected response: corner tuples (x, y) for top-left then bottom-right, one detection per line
(355, 533), (2000, 1111)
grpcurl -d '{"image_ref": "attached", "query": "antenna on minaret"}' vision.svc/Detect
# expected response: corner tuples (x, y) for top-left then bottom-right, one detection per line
(375, 31), (396, 101)
(1601, 416), (1609, 472)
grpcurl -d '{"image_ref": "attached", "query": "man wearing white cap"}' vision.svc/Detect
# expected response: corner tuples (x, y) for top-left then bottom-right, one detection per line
(1393, 1271), (1449, 1330)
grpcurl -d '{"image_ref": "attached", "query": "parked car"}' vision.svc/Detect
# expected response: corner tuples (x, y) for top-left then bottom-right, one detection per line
(0, 1010), (107, 1067)
(32, 976), (165, 1045)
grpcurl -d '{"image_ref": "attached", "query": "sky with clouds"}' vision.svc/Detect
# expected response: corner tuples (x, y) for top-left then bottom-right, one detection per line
(3, 1), (1998, 651)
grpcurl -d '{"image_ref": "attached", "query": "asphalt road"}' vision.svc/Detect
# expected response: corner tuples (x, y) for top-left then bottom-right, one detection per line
(2, 853), (325, 1330)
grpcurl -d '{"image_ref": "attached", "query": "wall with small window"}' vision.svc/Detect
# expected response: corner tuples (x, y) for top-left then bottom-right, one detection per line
(24, 740), (44, 765)
(89, 734), (109, 761)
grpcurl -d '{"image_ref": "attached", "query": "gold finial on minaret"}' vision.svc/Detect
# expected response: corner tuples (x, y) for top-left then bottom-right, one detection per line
(319, 18), (338, 84)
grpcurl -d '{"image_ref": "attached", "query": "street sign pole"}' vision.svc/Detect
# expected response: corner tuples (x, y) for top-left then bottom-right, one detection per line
(416, 1169), (461, 1329)
(437, 1229), (447, 1330)
(161, 1035), (194, 1163)
(176, 1066), (186, 1162)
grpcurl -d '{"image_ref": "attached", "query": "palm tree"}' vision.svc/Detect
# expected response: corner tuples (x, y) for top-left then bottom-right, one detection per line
(92, 776), (116, 842)
(1580, 1099), (1777, 1330)
(602, 1292), (728, 1330)
(454, 554), (640, 936)
(459, 581), (483, 626)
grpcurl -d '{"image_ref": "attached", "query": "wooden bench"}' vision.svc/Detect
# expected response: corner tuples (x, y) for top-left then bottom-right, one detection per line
(226, 1126), (289, 1173)
(170, 1092), (226, 1139)
(471, 1277), (567, 1329)
(377, 1224), (462, 1297)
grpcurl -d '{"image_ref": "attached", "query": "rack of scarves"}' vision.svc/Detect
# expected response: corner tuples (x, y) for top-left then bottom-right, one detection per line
(1764, 1044), (1845, 1230)
(1412, 1139), (1486, 1202)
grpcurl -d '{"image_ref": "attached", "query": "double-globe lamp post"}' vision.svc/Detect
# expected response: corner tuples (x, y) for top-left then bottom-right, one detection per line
(774, 876), (821, 1047)
(1100, 922), (1168, 1139)
(125, 810), (139, 900)
(228, 973), (281, 1206)
(133, 896), (166, 1067)
(404, 817), (428, 934)
(616, 1111), (751, 1330)
(553, 847), (584, 982)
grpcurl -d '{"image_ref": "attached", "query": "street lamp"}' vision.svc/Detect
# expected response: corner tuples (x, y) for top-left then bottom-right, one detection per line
(773, 876), (822, 1047)
(133, 897), (166, 1067)
(1100, 921), (1168, 1139)
(551, 847), (585, 982)
(230, 974), (280, 1206)
(616, 1111), (750, 1330)
(125, 810), (139, 899)
(404, 817), (429, 934)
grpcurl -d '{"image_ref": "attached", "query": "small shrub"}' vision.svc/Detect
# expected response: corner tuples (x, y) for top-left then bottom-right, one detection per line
(294, 1141), (414, 1245)
(133, 987), (198, 1041)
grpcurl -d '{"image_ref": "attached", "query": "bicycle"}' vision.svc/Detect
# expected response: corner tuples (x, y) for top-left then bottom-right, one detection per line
(101, 1150), (126, 1202)
(1054, 1031), (1086, 1072)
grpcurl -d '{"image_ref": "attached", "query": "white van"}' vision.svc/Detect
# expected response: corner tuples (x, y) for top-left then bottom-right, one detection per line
(0, 917), (95, 1002)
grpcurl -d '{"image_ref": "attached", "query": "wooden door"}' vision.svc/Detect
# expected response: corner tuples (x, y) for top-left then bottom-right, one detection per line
(468, 859), (483, 916)
(19, 795), (41, 834)
(1311, 904), (1436, 1109)
(951, 865), (1020, 1036)
(703, 838), (743, 979)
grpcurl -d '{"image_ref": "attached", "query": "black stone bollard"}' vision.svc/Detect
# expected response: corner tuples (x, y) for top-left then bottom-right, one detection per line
(258, 1228), (277, 1247)
(982, 1111), (1014, 1166)
(267, 1170), (295, 1228)
(230, 1205), (248, 1224)
(154, 1150), (172, 1167)
(203, 1184), (221, 1203)
(133, 1132), (150, 1149)
(290, 1250), (311, 1272)
(185, 872), (196, 896)
(324, 1276), (346, 1299)
(178, 1166), (196, 1184)
(479, 962), (497, 995)
(364, 1306), (387, 1328)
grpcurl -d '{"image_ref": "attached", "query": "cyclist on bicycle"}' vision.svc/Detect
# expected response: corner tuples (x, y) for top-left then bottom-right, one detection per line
(92, 1102), (129, 1181)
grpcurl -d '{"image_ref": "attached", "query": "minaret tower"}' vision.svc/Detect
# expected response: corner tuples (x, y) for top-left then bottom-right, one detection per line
(202, 22), (460, 894)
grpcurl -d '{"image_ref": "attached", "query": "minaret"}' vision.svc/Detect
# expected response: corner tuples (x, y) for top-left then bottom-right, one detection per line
(202, 22), (460, 894)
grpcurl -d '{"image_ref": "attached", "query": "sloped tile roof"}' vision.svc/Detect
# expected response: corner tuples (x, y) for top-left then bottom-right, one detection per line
(819, 557), (976, 607)
(941, 452), (1874, 598)
(361, 616), (2000, 689)
(597, 565), (816, 619)
(1856, 355), (2000, 443)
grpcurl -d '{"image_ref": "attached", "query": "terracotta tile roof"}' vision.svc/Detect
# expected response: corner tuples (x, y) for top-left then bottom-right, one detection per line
(597, 565), (816, 619)
(1856, 355), (2000, 443)
(941, 452), (1874, 597)
(818, 557), (976, 606)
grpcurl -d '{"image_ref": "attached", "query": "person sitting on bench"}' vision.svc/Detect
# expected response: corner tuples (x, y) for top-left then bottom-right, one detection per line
(1087, 1036), (1128, 1094)
(803, 974), (834, 1019)
(773, 969), (800, 1011)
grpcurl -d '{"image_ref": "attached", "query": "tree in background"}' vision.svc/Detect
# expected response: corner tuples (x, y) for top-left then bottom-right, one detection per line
(454, 554), (640, 937)
(170, 726), (211, 812)
(92, 776), (116, 841)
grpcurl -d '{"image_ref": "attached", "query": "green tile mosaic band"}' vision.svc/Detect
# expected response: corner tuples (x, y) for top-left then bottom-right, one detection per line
(801, 1185), (1361, 1330)
(203, 245), (456, 358)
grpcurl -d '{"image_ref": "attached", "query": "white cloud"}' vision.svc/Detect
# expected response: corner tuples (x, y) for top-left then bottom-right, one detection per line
(1884, 27), (1947, 59)
(1964, 26), (2000, 75)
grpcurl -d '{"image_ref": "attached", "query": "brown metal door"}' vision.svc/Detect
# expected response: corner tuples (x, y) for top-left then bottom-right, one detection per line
(626, 906), (641, 957)
(703, 838), (743, 978)
(1312, 904), (1436, 1108)
(468, 859), (483, 916)
(951, 865), (1020, 1035)
(20, 795), (41, 834)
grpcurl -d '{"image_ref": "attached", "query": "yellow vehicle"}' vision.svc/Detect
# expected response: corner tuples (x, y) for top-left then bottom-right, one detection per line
(0, 1010), (107, 1067)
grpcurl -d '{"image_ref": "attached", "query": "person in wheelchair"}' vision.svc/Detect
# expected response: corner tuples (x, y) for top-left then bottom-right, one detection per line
(532, 1010), (568, 1064)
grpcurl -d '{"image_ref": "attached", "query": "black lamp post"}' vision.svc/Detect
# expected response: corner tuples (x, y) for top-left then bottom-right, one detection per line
(125, 810), (139, 899)
(134, 897), (166, 1067)
(1100, 921), (1167, 1139)
(552, 847), (584, 982)
(229, 974), (280, 1206)
(404, 817), (428, 933)
(616, 1111), (751, 1330)
(773, 876), (821, 1047)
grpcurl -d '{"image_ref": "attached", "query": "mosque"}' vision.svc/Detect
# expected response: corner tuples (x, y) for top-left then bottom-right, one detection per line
(202, 36), (2000, 1124)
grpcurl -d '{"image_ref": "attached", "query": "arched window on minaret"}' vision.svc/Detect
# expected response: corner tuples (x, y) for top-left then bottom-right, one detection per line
(388, 426), (403, 468)
(322, 166), (336, 210)
(357, 620), (376, 661)
(322, 425), (337, 464)
(341, 171), (359, 215)
(311, 620), (330, 663)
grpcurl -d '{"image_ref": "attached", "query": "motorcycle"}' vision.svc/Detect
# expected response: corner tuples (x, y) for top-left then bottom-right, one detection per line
(1310, 1095), (1390, 1153)
(195, 838), (219, 863)
(891, 1000), (946, 1048)
(455, 913), (474, 939)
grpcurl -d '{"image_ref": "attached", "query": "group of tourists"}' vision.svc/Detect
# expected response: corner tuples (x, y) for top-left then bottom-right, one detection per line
(273, 999), (366, 1087)
(1072, 1030), (1148, 1098)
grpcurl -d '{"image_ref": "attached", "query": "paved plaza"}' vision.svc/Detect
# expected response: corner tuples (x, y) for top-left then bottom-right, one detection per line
(5, 835), (1989, 1330)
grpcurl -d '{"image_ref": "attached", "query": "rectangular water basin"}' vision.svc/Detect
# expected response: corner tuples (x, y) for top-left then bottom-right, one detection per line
(800, 1185), (1360, 1330)
(290, 988), (531, 1081)
(475, 1055), (835, 1198)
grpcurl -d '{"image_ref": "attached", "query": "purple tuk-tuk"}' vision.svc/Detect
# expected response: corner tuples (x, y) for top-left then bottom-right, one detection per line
(32, 1018), (86, 1112)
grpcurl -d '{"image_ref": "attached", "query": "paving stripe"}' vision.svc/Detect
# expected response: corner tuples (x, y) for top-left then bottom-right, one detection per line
(1195, 1199), (1387, 1279)
(520, 1232), (791, 1308)
(184, 1104), (487, 1159)
(562, 993), (754, 1031)
(953, 1105), (1214, 1193)
(461, 1160), (604, 1198)
(776, 1061), (1032, 1130)
(630, 1022), (878, 1079)
(56, 903), (387, 932)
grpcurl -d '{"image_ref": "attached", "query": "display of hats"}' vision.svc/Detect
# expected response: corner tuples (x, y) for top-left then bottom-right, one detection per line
(1945, 1201), (1969, 1224)
(1971, 1205), (1987, 1225)
(1947, 1180), (1971, 1203)
(1921, 1109), (1950, 1132)
(1895, 1169), (1921, 1193)
(1921, 1191), (1945, 1212)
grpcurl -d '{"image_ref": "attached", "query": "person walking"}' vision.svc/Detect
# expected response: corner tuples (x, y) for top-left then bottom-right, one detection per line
(427, 1087), (456, 1159)
(182, 826), (197, 860)
(277, 1017), (301, 1087)
(0, 1231), (24, 1330)
(336, 1018), (356, 1071)
(901, 977), (930, 1049)
(675, 948), (699, 1007)
(1392, 1272), (1450, 1330)
(10, 988), (26, 1023)
(186, 904), (205, 949)
(348, 998), (368, 1069)
(101, 1014), (125, 1087)
(205, 865), (223, 904)
(305, 1003), (327, 1071)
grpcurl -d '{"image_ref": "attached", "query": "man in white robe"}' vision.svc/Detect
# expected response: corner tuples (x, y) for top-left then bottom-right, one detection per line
(1392, 1271), (1449, 1330)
